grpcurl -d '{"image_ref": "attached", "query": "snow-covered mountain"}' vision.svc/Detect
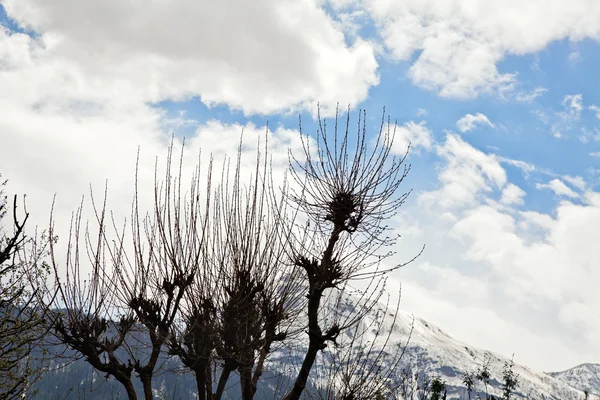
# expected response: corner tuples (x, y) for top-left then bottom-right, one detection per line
(33, 295), (598, 399)
(549, 364), (600, 396)
(374, 308), (594, 399)
(287, 294), (599, 400)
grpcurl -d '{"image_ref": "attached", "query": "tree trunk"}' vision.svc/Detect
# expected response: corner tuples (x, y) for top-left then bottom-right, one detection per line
(283, 287), (324, 400)
(124, 381), (138, 400)
(239, 364), (254, 400)
(193, 362), (208, 400)
(116, 377), (138, 400)
(214, 365), (232, 400)
(284, 223), (341, 400)
(141, 375), (153, 400)
(252, 342), (270, 394)
(283, 340), (321, 400)
(205, 362), (213, 399)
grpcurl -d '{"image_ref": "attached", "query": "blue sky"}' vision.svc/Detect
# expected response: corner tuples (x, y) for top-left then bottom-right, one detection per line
(1, 0), (600, 372)
(154, 38), (600, 215)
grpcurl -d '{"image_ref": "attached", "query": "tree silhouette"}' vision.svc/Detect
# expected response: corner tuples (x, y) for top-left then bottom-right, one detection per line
(283, 106), (421, 400)
(0, 176), (53, 400)
(40, 106), (420, 399)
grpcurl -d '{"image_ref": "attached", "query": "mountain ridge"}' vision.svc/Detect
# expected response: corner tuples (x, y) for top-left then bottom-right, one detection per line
(548, 363), (600, 396)
(30, 298), (598, 399)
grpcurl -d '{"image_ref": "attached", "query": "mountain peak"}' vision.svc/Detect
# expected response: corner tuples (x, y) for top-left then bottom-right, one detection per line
(549, 363), (600, 395)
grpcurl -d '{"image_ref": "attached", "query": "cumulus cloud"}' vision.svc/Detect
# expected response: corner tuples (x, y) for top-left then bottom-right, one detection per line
(1, 0), (379, 116)
(0, 100), (301, 235)
(396, 278), (584, 370)
(0, 20), (313, 268)
(562, 175), (586, 191)
(332, 0), (600, 99)
(536, 179), (579, 198)
(392, 120), (433, 153)
(419, 134), (506, 210)
(456, 113), (495, 132)
(500, 183), (526, 205)
(406, 133), (600, 370)
(518, 211), (555, 232)
(447, 197), (600, 316)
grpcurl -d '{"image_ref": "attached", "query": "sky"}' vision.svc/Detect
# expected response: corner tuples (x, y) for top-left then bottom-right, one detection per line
(1, 0), (600, 373)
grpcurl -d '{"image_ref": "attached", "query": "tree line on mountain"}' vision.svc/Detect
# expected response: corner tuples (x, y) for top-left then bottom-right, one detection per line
(0, 107), (566, 400)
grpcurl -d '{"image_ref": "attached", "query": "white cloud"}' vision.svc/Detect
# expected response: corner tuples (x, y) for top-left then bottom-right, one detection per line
(515, 86), (548, 103)
(499, 157), (537, 174)
(1, 0), (379, 116)
(559, 301), (593, 333)
(562, 94), (583, 119)
(394, 280), (585, 371)
(518, 211), (555, 232)
(0, 20), (311, 270)
(419, 134), (506, 209)
(590, 152), (600, 158)
(334, 1), (600, 99)
(393, 120), (433, 153)
(415, 108), (428, 117)
(536, 179), (579, 198)
(407, 133), (600, 370)
(456, 113), (495, 132)
(551, 94), (584, 138)
(394, 188), (600, 371)
(562, 175), (586, 191)
(0, 102), (301, 234)
(448, 197), (600, 309)
(500, 183), (526, 205)
(579, 127), (600, 143)
(589, 104), (600, 119)
(532, 108), (550, 124)
(450, 205), (522, 268)
(410, 262), (489, 302)
(568, 51), (582, 64)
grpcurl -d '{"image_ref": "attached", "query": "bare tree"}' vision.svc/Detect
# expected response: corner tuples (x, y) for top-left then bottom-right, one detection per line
(282, 106), (421, 400)
(0, 176), (53, 400)
(169, 107), (419, 400)
(169, 138), (304, 400)
(45, 141), (213, 400)
(48, 190), (138, 399)
(41, 105), (420, 399)
(109, 144), (211, 400)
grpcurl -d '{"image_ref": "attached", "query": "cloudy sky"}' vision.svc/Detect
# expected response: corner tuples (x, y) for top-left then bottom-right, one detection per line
(2, 0), (600, 373)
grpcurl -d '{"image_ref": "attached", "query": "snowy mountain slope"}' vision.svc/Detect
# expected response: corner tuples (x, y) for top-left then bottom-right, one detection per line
(32, 294), (597, 399)
(383, 309), (595, 399)
(274, 293), (600, 400)
(549, 364), (600, 396)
